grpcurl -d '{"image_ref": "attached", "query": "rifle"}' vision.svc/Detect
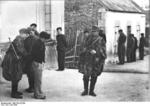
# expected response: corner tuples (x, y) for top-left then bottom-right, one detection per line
(8, 37), (19, 60)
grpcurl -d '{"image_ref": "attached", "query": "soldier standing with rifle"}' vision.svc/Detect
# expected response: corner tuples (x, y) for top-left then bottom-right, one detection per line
(1, 28), (29, 99)
(79, 26), (106, 97)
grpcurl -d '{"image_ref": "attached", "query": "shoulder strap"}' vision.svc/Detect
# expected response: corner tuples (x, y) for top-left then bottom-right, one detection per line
(90, 36), (101, 46)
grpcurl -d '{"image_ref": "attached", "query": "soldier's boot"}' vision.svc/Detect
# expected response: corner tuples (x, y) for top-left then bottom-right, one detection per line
(11, 82), (23, 99)
(81, 77), (89, 96)
(89, 76), (97, 97)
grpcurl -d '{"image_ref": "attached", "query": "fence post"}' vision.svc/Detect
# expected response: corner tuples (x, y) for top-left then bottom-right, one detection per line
(73, 30), (80, 67)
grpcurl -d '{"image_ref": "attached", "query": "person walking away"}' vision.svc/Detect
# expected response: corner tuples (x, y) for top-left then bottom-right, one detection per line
(139, 33), (145, 60)
(117, 29), (126, 64)
(56, 27), (67, 71)
(1, 28), (29, 98)
(79, 26), (106, 97)
(30, 31), (49, 99)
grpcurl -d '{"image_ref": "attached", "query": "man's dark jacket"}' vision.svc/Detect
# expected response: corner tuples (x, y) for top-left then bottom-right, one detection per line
(31, 39), (45, 63)
(56, 34), (67, 51)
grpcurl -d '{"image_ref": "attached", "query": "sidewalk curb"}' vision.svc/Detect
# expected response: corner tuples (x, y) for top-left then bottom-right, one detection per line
(104, 69), (149, 74)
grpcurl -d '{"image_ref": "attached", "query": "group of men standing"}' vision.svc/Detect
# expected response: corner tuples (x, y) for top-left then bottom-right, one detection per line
(1, 22), (145, 99)
(117, 30), (145, 65)
(1, 23), (50, 99)
(0, 22), (69, 99)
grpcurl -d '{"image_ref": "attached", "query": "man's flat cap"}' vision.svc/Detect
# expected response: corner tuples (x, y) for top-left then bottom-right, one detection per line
(40, 31), (50, 39)
(19, 28), (30, 34)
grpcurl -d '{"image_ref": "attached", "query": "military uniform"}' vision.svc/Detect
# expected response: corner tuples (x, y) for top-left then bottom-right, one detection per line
(79, 26), (106, 96)
(1, 35), (28, 98)
(117, 32), (126, 64)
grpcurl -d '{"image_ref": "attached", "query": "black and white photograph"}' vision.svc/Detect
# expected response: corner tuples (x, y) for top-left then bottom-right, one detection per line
(0, 0), (150, 104)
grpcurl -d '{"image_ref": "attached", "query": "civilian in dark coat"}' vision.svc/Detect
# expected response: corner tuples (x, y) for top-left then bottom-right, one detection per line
(139, 33), (145, 60)
(117, 29), (126, 64)
(24, 34), (38, 93)
(56, 27), (67, 71)
(30, 31), (49, 99)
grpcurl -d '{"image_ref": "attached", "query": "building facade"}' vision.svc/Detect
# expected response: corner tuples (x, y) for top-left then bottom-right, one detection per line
(96, 0), (146, 55)
(103, 11), (145, 55)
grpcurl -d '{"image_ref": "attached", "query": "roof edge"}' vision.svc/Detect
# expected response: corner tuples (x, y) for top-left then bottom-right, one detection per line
(108, 9), (145, 14)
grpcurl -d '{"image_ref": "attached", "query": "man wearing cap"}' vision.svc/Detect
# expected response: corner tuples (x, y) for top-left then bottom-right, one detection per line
(79, 26), (106, 97)
(56, 27), (67, 71)
(1, 28), (29, 98)
(23, 27), (39, 93)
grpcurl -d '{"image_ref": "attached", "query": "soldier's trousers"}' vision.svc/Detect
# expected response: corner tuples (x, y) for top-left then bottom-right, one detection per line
(83, 74), (97, 92)
(139, 48), (144, 60)
(26, 62), (34, 89)
(57, 50), (65, 70)
(132, 49), (137, 61)
(118, 45), (125, 64)
(11, 80), (19, 94)
(126, 48), (132, 62)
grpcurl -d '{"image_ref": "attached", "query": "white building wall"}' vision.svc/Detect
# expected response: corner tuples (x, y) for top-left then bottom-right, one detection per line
(51, 0), (64, 39)
(0, 1), (39, 42)
(105, 11), (146, 54)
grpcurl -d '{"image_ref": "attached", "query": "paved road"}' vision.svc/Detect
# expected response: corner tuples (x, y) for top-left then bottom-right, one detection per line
(0, 69), (149, 102)
(0, 55), (149, 101)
